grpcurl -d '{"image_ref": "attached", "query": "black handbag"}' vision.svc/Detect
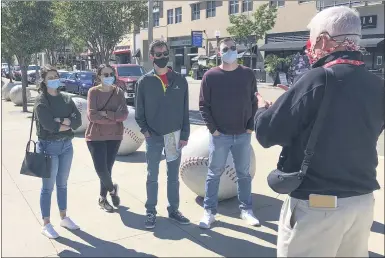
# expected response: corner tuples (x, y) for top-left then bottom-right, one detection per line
(20, 111), (52, 178)
(267, 67), (335, 194)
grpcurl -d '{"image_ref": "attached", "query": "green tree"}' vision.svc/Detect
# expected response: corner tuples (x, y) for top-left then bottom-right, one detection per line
(264, 54), (293, 82)
(227, 3), (277, 68)
(1, 1), (54, 111)
(54, 1), (147, 66)
(1, 42), (15, 83)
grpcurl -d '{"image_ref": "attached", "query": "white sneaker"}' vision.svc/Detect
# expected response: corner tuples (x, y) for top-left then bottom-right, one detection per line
(199, 209), (215, 229)
(60, 217), (80, 230)
(240, 210), (261, 226)
(41, 223), (60, 239)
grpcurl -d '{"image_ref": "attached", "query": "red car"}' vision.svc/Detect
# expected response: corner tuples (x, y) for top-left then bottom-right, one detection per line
(111, 64), (146, 105)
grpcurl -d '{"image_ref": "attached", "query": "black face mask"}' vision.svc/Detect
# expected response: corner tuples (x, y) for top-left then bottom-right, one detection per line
(153, 57), (169, 68)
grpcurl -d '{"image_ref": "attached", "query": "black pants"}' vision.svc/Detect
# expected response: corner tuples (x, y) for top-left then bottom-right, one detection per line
(87, 140), (121, 197)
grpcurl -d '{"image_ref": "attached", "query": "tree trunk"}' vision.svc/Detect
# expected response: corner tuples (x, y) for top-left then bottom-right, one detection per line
(7, 62), (13, 83)
(35, 53), (39, 87)
(51, 49), (56, 66)
(20, 59), (28, 112)
(45, 49), (52, 65)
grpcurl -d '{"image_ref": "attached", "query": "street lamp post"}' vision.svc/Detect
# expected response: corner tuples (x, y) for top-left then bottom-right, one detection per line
(148, 0), (154, 46)
(215, 30), (220, 66)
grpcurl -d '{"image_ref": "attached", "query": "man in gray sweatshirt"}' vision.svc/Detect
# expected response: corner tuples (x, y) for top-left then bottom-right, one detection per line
(135, 40), (190, 229)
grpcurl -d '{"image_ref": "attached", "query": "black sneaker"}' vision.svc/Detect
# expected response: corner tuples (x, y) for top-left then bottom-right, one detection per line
(110, 184), (120, 207)
(145, 213), (156, 229)
(169, 210), (190, 225)
(99, 197), (114, 213)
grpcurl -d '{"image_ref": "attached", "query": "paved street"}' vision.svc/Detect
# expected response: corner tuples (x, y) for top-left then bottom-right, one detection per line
(1, 81), (384, 257)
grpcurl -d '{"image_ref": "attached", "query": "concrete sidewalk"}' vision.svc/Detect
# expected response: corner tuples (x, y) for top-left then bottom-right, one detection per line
(1, 93), (384, 257)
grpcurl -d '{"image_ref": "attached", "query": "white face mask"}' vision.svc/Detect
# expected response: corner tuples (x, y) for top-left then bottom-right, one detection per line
(221, 50), (238, 64)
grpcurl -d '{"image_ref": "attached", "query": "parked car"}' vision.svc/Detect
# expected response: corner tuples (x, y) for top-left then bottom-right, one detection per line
(111, 64), (146, 105)
(13, 66), (21, 80)
(58, 70), (71, 91)
(64, 71), (96, 96)
(27, 65), (41, 83)
(1, 67), (12, 79)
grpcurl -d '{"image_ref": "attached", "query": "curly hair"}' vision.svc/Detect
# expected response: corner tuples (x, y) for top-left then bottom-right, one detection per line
(149, 39), (169, 56)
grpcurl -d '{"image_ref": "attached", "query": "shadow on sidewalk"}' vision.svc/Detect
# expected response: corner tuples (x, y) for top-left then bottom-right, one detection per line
(116, 151), (150, 164)
(56, 229), (156, 257)
(195, 193), (283, 220)
(369, 251), (383, 257)
(189, 110), (205, 125)
(371, 221), (384, 235)
(118, 206), (277, 257)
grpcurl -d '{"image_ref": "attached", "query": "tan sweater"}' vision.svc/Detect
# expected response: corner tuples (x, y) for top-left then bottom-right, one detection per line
(85, 85), (129, 141)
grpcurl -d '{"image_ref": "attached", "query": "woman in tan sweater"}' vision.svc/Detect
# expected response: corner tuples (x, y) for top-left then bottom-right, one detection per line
(86, 64), (128, 212)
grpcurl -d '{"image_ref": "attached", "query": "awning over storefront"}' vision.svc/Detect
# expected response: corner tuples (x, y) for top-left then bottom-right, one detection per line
(113, 45), (131, 55)
(237, 51), (257, 58)
(191, 55), (209, 61)
(360, 38), (384, 48)
(259, 41), (307, 51)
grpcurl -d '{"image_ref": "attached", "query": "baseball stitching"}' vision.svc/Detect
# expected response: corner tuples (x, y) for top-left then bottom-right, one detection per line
(124, 128), (144, 144)
(180, 156), (238, 183)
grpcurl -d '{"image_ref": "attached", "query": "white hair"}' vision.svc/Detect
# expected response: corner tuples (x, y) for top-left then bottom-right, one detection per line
(307, 6), (361, 45)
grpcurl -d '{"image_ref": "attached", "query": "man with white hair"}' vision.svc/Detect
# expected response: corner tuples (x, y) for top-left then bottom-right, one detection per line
(254, 6), (384, 257)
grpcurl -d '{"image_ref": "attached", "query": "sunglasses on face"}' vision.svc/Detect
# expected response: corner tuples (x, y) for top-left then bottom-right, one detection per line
(222, 46), (237, 53)
(103, 72), (114, 77)
(153, 51), (169, 58)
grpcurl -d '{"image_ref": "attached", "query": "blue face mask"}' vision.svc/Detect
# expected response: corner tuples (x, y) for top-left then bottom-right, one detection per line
(221, 50), (238, 64)
(103, 77), (115, 86)
(47, 79), (61, 89)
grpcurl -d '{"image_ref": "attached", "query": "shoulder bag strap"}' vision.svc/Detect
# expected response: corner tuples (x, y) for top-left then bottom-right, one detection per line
(100, 87), (116, 111)
(29, 110), (35, 142)
(300, 67), (335, 175)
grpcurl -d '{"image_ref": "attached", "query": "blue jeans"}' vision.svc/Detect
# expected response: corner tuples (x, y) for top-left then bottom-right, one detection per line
(204, 133), (252, 215)
(145, 135), (180, 215)
(37, 139), (73, 219)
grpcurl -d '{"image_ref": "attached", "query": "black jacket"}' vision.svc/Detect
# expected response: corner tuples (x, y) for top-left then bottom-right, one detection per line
(255, 51), (384, 199)
(135, 69), (190, 141)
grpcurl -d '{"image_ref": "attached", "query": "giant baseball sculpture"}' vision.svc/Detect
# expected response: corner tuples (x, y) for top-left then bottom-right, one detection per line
(9, 85), (31, 106)
(180, 127), (256, 201)
(2, 82), (18, 101)
(71, 97), (89, 134)
(117, 106), (145, 155)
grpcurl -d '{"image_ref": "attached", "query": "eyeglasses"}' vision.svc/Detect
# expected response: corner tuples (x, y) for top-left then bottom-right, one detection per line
(103, 72), (114, 77)
(153, 51), (169, 58)
(221, 46), (237, 53)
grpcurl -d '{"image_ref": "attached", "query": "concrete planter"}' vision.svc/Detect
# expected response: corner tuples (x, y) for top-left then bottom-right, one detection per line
(2, 82), (18, 101)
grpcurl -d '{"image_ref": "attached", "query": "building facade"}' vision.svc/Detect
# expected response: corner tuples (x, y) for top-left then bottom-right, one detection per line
(138, 0), (317, 72)
(134, 0), (384, 74)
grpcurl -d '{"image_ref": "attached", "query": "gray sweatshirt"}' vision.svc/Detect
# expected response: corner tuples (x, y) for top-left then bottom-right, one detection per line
(135, 70), (190, 141)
